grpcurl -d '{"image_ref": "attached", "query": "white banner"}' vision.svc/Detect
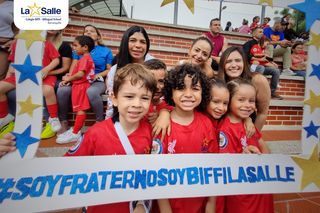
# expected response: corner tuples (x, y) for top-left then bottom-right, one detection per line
(0, 152), (319, 212)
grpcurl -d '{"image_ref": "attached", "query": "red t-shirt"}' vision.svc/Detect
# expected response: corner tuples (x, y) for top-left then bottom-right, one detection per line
(71, 53), (95, 85)
(65, 118), (152, 213)
(216, 116), (273, 213)
(204, 32), (224, 57)
(148, 99), (173, 114)
(159, 111), (218, 213)
(9, 40), (59, 66)
(250, 44), (268, 66)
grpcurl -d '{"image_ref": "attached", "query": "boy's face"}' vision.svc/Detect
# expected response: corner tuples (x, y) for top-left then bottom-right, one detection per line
(172, 75), (202, 113)
(73, 40), (87, 55)
(151, 69), (166, 102)
(112, 79), (152, 127)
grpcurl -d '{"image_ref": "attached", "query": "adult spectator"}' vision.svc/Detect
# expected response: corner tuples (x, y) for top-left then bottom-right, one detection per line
(261, 17), (271, 29)
(284, 19), (299, 41)
(250, 16), (260, 32)
(243, 27), (282, 100)
(57, 24), (113, 133)
(264, 18), (294, 75)
(0, 0), (18, 80)
(203, 18), (228, 63)
(238, 19), (251, 34)
(224, 21), (233, 32)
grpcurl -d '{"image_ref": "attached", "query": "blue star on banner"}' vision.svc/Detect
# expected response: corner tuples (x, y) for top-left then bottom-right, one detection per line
(289, 0), (320, 31)
(11, 55), (42, 85)
(12, 125), (39, 158)
(303, 121), (320, 139)
(309, 64), (320, 80)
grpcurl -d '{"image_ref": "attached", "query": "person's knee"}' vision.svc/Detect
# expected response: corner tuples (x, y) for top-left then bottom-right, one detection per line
(43, 86), (55, 97)
(57, 86), (71, 98)
(86, 87), (98, 101)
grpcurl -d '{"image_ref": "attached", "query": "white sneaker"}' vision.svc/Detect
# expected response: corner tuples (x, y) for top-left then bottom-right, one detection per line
(48, 117), (61, 132)
(282, 69), (295, 76)
(56, 128), (81, 144)
(0, 114), (14, 129)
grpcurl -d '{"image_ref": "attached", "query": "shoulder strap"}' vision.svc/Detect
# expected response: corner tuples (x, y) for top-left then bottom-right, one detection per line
(114, 121), (135, 155)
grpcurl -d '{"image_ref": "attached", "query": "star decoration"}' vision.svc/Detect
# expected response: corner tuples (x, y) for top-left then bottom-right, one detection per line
(11, 55), (42, 85)
(12, 126), (39, 158)
(18, 95), (42, 117)
(291, 146), (320, 190)
(308, 31), (320, 51)
(258, 0), (273, 7)
(304, 90), (320, 113)
(309, 64), (320, 80)
(15, 30), (45, 49)
(289, 0), (320, 31)
(27, 2), (41, 17)
(161, 0), (194, 14)
(303, 121), (320, 139)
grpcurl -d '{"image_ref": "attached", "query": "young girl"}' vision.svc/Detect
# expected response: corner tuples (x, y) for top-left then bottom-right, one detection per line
(180, 37), (217, 78)
(65, 63), (157, 212)
(290, 41), (307, 78)
(156, 64), (218, 213)
(0, 31), (61, 132)
(56, 36), (95, 144)
(249, 16), (260, 32)
(250, 37), (278, 69)
(106, 25), (153, 118)
(215, 78), (272, 213)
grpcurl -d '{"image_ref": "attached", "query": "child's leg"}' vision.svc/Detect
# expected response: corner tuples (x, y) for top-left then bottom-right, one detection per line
(43, 85), (58, 118)
(73, 110), (86, 134)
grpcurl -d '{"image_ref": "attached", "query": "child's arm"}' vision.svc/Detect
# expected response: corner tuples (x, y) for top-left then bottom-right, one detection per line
(152, 109), (171, 141)
(0, 133), (16, 158)
(41, 58), (59, 79)
(205, 196), (216, 213)
(157, 199), (172, 213)
(5, 65), (15, 78)
(244, 117), (256, 138)
(258, 138), (270, 154)
(48, 57), (72, 76)
(63, 70), (85, 83)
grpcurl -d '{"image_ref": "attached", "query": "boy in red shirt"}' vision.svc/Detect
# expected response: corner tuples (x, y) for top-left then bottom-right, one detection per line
(65, 63), (157, 213)
(156, 64), (218, 213)
(57, 35), (95, 144)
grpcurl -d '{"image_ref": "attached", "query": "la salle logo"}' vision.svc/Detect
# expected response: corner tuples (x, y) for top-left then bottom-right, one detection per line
(21, 2), (61, 17)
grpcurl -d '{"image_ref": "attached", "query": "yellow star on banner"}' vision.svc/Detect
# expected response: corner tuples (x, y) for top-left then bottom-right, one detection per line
(18, 96), (41, 117)
(309, 31), (320, 51)
(291, 146), (320, 190)
(258, 0), (273, 7)
(27, 2), (41, 17)
(161, 0), (194, 14)
(304, 90), (320, 113)
(15, 30), (45, 49)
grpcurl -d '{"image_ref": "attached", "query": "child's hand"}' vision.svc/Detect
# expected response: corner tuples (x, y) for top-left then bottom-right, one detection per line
(59, 80), (70, 87)
(243, 145), (261, 154)
(0, 133), (16, 158)
(41, 69), (49, 79)
(244, 117), (256, 138)
(148, 112), (158, 124)
(152, 110), (171, 141)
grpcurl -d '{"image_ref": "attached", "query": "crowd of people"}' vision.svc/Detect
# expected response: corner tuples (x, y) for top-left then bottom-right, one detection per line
(0, 5), (308, 212)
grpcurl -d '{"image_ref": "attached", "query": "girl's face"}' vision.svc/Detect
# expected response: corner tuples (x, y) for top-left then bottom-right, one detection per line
(229, 84), (256, 123)
(207, 87), (229, 119)
(172, 75), (202, 113)
(84, 26), (99, 43)
(189, 40), (211, 66)
(224, 51), (244, 80)
(293, 44), (304, 54)
(128, 32), (147, 63)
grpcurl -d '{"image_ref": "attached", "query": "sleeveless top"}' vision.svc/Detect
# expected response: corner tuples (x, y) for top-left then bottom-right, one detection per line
(204, 32), (224, 57)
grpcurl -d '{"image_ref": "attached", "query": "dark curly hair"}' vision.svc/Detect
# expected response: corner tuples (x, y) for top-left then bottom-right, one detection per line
(164, 64), (210, 112)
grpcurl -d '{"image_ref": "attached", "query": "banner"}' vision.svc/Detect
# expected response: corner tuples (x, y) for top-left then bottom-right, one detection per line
(0, 152), (319, 212)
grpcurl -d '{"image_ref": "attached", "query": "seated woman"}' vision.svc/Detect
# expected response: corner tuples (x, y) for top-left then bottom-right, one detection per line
(179, 36), (217, 78)
(290, 41), (307, 78)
